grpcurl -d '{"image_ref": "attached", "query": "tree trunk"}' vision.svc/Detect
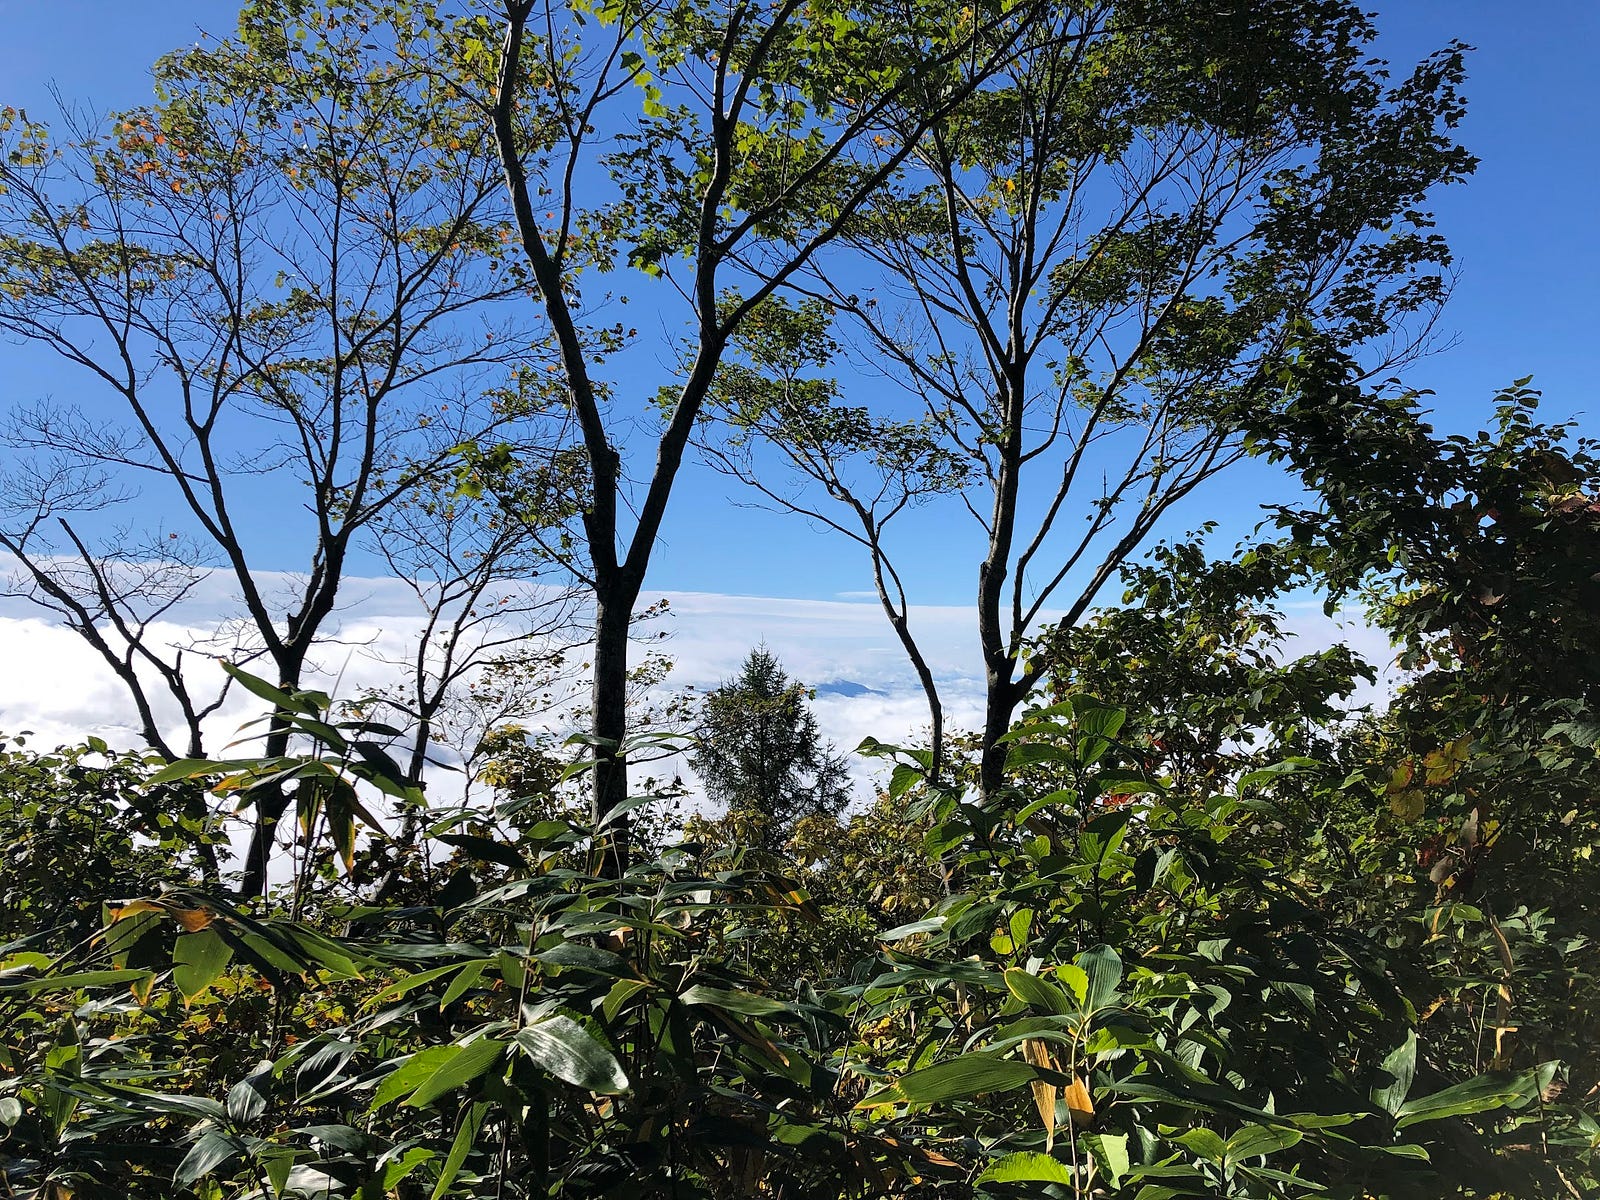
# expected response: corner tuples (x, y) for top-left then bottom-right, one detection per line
(977, 541), (1025, 801)
(976, 368), (1026, 802)
(917, 660), (945, 787)
(590, 578), (638, 877)
(888, 608), (944, 786)
(979, 668), (1018, 801)
(239, 654), (306, 898)
(239, 720), (293, 899)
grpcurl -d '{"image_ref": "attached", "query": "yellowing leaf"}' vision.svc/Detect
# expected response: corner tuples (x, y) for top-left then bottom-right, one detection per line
(1389, 790), (1426, 821)
(1386, 761), (1415, 793)
(1064, 1075), (1095, 1128)
(107, 900), (163, 922)
(171, 907), (214, 932)
(1021, 1038), (1057, 1150)
(1423, 735), (1474, 785)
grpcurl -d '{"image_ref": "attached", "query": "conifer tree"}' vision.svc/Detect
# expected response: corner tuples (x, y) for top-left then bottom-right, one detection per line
(691, 648), (850, 851)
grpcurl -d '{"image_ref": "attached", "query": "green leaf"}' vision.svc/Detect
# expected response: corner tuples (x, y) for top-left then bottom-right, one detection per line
(285, 928), (366, 978)
(603, 978), (651, 1022)
(885, 1053), (1044, 1107)
(146, 757), (226, 785)
(436, 833), (526, 871)
(1380, 1144), (1432, 1160)
(1372, 1030), (1416, 1115)
(514, 1016), (628, 1093)
(174, 1130), (243, 1188)
(879, 917), (945, 941)
(235, 931), (309, 977)
(946, 901), (1001, 944)
(1005, 741), (1074, 770)
(1396, 1068), (1540, 1128)
(1175, 1127), (1227, 1163)
(262, 1149), (295, 1197)
(597, 790), (670, 828)
(1084, 1133), (1130, 1187)
(1092, 774), (1162, 799)
(369, 962), (469, 1005)
(1077, 944), (1123, 1011)
(536, 942), (633, 977)
(222, 663), (321, 715)
(1072, 696), (1126, 738)
(888, 761), (923, 801)
(1015, 789), (1080, 821)
(401, 1039), (505, 1109)
(226, 1066), (271, 1125)
(1, 968), (155, 995)
(679, 984), (795, 1018)
(1237, 758), (1314, 795)
(299, 1123), (374, 1153)
(432, 1099), (490, 1200)
(382, 1146), (436, 1190)
(439, 959), (488, 1008)
(372, 1046), (457, 1110)
(1004, 967), (1071, 1014)
(1225, 1123), (1303, 1160)
(1054, 963), (1089, 1006)
(350, 740), (413, 793)
(102, 905), (163, 967)
(173, 927), (233, 1001)
(284, 714), (347, 750)
(976, 1151), (1074, 1184)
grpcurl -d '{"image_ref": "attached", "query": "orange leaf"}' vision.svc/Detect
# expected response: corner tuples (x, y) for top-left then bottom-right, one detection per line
(1064, 1075), (1095, 1128)
(171, 907), (214, 932)
(108, 900), (163, 922)
(1022, 1038), (1059, 1149)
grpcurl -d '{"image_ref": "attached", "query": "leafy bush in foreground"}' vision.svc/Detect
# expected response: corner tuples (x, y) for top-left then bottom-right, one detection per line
(4, 671), (1592, 1198)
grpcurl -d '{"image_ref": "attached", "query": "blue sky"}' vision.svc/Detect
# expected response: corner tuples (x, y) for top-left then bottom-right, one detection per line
(1, 0), (1595, 608)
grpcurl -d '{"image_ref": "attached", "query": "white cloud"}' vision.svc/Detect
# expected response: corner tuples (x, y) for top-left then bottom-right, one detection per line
(0, 616), (152, 747)
(1278, 600), (1402, 712)
(0, 574), (1397, 814)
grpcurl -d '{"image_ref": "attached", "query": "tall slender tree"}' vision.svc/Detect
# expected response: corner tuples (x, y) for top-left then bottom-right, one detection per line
(0, 2), (568, 894)
(489, 0), (1053, 866)
(700, 0), (1475, 796)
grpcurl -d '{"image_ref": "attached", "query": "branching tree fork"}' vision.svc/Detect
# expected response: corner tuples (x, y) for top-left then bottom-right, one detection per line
(701, 0), (1475, 794)
(360, 464), (584, 801)
(0, 3), (575, 894)
(489, 0), (1053, 865)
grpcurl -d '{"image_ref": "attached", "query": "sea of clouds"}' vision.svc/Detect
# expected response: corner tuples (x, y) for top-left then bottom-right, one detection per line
(0, 571), (1399, 812)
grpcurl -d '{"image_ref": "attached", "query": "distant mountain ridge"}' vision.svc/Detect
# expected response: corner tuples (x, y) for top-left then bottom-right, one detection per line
(813, 680), (885, 698)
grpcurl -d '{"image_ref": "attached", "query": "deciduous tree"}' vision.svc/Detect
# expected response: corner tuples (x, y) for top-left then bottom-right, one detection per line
(702, 0), (1474, 797)
(488, 0), (1053, 867)
(0, 1), (572, 893)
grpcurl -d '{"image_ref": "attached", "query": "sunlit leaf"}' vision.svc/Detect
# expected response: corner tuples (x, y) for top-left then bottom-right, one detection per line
(976, 1151), (1074, 1184)
(514, 1016), (628, 1093)
(173, 927), (233, 1001)
(401, 1039), (505, 1109)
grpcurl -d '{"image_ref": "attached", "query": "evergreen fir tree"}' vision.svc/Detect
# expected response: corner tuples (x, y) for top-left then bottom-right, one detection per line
(691, 647), (851, 850)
